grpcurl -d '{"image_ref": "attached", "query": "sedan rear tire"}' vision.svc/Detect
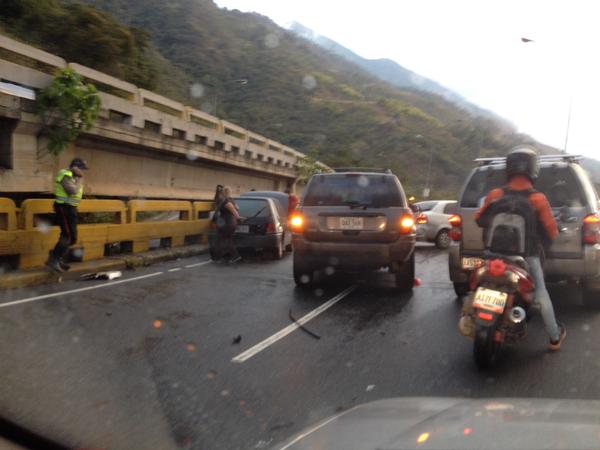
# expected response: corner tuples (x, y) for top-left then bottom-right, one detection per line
(435, 229), (451, 249)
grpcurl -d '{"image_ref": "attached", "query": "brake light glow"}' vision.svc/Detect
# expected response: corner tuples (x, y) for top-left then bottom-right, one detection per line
(266, 221), (277, 233)
(488, 259), (507, 277)
(448, 214), (462, 242)
(289, 214), (304, 232)
(583, 214), (600, 245)
(478, 312), (494, 321)
(416, 213), (428, 224)
(399, 215), (416, 234)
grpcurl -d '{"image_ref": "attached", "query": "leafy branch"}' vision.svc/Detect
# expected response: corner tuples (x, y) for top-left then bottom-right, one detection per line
(36, 67), (101, 155)
(296, 150), (329, 182)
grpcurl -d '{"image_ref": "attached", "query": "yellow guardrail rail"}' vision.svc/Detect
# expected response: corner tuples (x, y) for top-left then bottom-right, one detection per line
(0, 198), (214, 270)
(0, 198), (17, 231)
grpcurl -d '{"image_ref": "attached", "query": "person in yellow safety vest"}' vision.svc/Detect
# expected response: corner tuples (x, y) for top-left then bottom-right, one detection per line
(46, 158), (89, 273)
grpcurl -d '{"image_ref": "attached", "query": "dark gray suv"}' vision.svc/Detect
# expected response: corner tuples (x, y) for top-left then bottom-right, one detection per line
(291, 170), (416, 291)
(449, 154), (600, 306)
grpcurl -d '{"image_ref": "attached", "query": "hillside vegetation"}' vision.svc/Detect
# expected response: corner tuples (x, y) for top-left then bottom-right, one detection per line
(3, 0), (550, 197)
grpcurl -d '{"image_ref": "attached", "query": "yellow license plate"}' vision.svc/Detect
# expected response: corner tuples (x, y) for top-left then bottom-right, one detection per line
(473, 288), (508, 314)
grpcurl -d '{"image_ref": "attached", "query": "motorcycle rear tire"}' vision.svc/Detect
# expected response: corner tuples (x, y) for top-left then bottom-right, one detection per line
(473, 326), (500, 369)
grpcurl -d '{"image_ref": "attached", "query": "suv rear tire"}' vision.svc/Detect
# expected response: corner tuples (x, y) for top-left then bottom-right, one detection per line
(293, 253), (314, 287)
(454, 282), (470, 297)
(395, 252), (415, 292)
(581, 284), (600, 309)
(435, 229), (451, 249)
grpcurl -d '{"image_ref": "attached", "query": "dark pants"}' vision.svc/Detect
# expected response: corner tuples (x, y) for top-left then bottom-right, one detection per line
(51, 203), (78, 261)
(214, 225), (239, 260)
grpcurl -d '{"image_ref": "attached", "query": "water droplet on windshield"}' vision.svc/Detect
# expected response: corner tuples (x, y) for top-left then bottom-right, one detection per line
(302, 75), (317, 90)
(37, 219), (51, 234)
(328, 256), (339, 266)
(300, 274), (310, 284)
(357, 175), (369, 188)
(186, 150), (199, 161)
(314, 288), (324, 297)
(72, 248), (83, 259)
(365, 384), (375, 392)
(264, 33), (280, 49)
(410, 73), (425, 86)
(200, 101), (214, 114)
(324, 266), (335, 276)
(190, 83), (205, 98)
(582, 323), (591, 332)
(221, 389), (230, 397)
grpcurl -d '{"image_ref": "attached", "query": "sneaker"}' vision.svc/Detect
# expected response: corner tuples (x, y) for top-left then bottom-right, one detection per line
(46, 259), (64, 273)
(229, 256), (242, 264)
(549, 323), (567, 351)
(59, 261), (71, 271)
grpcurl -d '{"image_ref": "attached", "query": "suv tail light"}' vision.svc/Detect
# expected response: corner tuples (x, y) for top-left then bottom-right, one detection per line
(416, 213), (428, 224)
(583, 213), (600, 245)
(289, 213), (304, 233)
(448, 214), (462, 242)
(399, 214), (416, 234)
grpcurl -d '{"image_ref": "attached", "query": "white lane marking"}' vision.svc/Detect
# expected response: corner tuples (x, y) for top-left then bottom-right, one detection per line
(185, 260), (212, 268)
(0, 272), (163, 309)
(168, 267), (182, 272)
(277, 405), (360, 450)
(232, 285), (357, 363)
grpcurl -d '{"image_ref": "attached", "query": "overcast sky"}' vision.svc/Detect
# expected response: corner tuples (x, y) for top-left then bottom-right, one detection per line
(215, 0), (600, 159)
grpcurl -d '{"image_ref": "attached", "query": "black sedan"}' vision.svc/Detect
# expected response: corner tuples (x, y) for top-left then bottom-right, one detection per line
(209, 197), (292, 259)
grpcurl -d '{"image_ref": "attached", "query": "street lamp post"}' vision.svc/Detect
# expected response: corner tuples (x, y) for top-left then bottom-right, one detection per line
(521, 37), (571, 153)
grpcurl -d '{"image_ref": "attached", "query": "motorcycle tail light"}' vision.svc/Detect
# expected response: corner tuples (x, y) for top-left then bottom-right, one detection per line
(478, 312), (494, 321)
(488, 259), (507, 277)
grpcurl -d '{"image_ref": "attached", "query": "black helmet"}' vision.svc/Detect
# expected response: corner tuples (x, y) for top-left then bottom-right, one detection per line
(70, 158), (89, 170)
(506, 146), (539, 181)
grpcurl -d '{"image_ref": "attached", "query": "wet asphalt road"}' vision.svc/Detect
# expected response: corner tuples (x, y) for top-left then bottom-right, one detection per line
(0, 245), (598, 450)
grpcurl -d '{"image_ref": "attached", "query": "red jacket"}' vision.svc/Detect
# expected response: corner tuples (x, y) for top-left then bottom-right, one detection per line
(475, 175), (559, 241)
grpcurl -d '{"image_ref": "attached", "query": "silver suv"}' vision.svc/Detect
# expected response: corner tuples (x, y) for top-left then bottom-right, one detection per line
(291, 169), (416, 291)
(449, 154), (600, 306)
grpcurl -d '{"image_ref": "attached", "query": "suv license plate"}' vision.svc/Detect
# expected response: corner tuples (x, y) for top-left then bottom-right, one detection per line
(339, 217), (363, 230)
(462, 257), (483, 270)
(473, 288), (508, 313)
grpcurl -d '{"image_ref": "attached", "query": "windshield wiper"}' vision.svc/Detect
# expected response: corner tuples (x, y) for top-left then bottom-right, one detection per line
(247, 206), (267, 219)
(343, 200), (371, 210)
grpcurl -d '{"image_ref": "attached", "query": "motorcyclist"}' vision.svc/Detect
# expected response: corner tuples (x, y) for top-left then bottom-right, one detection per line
(475, 146), (567, 350)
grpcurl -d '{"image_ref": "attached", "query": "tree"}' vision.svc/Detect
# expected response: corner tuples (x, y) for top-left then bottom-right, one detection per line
(36, 67), (101, 155)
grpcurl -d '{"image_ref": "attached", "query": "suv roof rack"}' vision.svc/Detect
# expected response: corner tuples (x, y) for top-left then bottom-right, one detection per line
(332, 167), (393, 174)
(474, 154), (583, 166)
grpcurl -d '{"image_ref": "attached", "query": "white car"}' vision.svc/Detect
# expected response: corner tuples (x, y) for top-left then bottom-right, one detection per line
(415, 200), (457, 249)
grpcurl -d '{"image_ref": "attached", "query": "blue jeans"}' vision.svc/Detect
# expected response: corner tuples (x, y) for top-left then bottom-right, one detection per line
(526, 256), (560, 341)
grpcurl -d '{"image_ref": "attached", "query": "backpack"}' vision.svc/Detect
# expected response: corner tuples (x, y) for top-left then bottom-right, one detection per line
(211, 201), (227, 229)
(477, 188), (540, 256)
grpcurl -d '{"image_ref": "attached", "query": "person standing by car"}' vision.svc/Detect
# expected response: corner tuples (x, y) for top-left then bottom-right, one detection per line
(475, 146), (567, 350)
(286, 188), (299, 216)
(46, 158), (88, 273)
(213, 186), (244, 264)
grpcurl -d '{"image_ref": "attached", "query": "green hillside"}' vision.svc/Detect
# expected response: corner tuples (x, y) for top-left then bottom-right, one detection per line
(2, 0), (545, 198)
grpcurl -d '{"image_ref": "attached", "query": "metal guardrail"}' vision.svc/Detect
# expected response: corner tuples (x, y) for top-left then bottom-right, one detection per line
(0, 198), (214, 270)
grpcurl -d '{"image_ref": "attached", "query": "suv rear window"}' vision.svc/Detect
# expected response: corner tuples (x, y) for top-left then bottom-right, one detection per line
(303, 174), (404, 207)
(235, 199), (270, 217)
(461, 166), (586, 208)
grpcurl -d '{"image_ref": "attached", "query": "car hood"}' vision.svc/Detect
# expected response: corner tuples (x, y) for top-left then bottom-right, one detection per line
(272, 397), (600, 450)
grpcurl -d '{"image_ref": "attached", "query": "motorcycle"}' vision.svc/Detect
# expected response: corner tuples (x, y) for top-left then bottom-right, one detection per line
(459, 253), (535, 368)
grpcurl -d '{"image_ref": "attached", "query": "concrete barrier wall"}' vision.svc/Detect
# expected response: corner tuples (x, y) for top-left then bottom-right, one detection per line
(0, 198), (214, 269)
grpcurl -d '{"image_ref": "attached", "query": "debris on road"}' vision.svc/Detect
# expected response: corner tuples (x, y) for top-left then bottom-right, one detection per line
(232, 335), (242, 344)
(366, 384), (375, 392)
(289, 308), (320, 340)
(80, 271), (122, 281)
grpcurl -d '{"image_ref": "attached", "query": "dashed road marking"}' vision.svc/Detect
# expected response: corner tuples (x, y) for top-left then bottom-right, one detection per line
(168, 267), (182, 272)
(232, 285), (358, 363)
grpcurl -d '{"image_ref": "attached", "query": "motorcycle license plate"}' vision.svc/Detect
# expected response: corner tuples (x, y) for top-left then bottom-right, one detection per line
(462, 257), (484, 270)
(473, 288), (508, 314)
